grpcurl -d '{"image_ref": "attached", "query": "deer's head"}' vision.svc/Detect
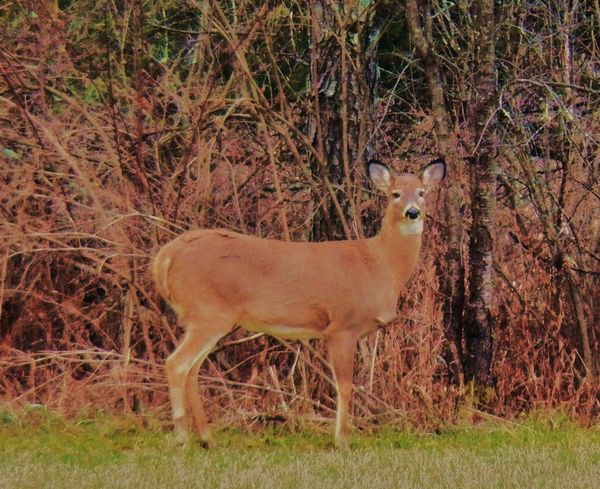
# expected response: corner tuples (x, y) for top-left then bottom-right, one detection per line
(368, 159), (446, 236)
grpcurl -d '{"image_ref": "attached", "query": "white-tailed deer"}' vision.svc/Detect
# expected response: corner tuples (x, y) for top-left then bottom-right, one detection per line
(152, 159), (445, 447)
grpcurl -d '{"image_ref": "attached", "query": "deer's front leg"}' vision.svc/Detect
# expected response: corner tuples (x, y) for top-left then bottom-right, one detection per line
(327, 330), (358, 448)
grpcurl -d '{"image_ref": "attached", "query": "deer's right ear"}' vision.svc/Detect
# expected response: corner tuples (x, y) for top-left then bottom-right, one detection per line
(367, 160), (392, 193)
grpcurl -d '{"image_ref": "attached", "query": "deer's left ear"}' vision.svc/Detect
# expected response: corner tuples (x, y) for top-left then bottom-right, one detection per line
(421, 158), (446, 187)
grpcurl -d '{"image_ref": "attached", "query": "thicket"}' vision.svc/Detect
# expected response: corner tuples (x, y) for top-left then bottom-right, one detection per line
(1, 1), (598, 429)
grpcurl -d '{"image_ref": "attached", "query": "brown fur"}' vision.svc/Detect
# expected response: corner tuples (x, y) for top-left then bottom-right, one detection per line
(153, 161), (445, 447)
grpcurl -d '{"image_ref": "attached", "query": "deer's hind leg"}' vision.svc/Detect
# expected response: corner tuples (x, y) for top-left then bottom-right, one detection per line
(165, 315), (231, 446)
(185, 349), (218, 447)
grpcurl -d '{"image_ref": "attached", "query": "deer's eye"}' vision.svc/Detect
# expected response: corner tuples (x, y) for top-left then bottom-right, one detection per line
(392, 191), (401, 199)
(418, 189), (426, 197)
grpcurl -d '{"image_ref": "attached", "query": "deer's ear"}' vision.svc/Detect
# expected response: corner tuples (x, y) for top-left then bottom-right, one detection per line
(368, 160), (392, 193)
(421, 158), (446, 187)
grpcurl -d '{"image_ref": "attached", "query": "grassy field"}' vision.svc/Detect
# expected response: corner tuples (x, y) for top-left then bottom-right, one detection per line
(1, 408), (599, 489)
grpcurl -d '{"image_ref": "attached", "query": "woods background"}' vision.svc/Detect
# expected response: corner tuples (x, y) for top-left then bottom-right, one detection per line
(1, 0), (599, 429)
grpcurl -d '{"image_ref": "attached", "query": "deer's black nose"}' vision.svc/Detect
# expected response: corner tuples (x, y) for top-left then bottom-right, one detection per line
(405, 207), (421, 220)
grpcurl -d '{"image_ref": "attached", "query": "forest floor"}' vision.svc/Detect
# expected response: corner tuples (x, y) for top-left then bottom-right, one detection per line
(0, 407), (599, 489)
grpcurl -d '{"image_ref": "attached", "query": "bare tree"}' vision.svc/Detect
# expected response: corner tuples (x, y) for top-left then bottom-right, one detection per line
(405, 0), (465, 382)
(462, 0), (497, 388)
(309, 1), (383, 240)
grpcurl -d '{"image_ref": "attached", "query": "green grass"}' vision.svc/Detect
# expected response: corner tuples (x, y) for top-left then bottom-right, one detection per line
(1, 407), (599, 489)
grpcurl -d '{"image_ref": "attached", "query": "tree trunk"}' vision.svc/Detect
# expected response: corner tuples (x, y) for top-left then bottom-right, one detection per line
(463, 0), (496, 387)
(309, 1), (381, 240)
(405, 0), (465, 383)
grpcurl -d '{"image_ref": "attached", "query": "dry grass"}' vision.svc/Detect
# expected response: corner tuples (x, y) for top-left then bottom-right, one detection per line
(3, 447), (600, 489)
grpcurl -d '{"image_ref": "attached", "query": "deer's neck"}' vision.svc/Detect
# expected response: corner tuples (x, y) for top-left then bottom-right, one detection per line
(375, 215), (423, 290)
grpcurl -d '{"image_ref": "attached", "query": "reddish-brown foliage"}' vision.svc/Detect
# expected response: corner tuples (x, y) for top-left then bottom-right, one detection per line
(0, 1), (598, 429)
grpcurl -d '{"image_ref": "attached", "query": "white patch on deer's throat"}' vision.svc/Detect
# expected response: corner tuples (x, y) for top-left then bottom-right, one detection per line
(398, 220), (424, 235)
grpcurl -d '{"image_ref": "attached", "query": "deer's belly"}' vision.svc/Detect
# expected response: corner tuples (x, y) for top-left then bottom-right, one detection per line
(241, 320), (325, 340)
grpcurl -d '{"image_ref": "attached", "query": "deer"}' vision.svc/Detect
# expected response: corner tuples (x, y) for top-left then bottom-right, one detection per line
(152, 159), (446, 448)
